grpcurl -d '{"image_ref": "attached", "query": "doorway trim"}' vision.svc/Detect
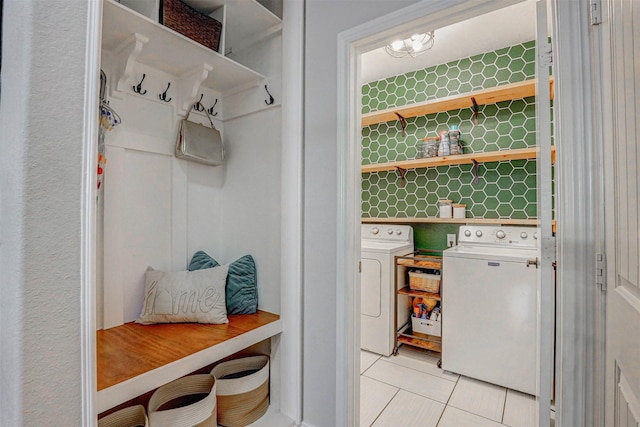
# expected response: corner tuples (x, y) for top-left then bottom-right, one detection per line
(550, 1), (600, 426)
(336, 1), (596, 425)
(81, 0), (103, 424)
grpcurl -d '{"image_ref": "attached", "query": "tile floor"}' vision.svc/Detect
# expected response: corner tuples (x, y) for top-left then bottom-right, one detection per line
(360, 347), (553, 427)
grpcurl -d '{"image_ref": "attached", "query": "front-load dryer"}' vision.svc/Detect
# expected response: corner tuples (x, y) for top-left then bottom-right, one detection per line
(361, 224), (414, 356)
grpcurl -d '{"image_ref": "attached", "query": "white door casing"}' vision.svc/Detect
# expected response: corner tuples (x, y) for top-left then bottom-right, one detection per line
(535, 2), (554, 425)
(601, 0), (640, 425)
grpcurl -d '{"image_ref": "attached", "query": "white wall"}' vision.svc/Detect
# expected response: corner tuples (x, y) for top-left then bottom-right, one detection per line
(220, 107), (282, 314)
(302, 2), (418, 426)
(0, 0), (91, 425)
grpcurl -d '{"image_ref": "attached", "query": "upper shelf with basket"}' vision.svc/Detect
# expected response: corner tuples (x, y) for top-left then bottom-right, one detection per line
(175, 0), (282, 56)
(102, 0), (280, 111)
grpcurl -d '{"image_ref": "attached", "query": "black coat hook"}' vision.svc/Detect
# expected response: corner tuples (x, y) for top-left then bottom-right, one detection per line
(207, 98), (218, 116)
(264, 85), (274, 105)
(194, 94), (205, 112)
(158, 82), (172, 102)
(133, 74), (147, 95)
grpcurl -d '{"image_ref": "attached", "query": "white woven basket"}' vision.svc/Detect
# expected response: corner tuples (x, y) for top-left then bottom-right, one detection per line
(148, 374), (217, 427)
(98, 405), (148, 427)
(211, 355), (270, 427)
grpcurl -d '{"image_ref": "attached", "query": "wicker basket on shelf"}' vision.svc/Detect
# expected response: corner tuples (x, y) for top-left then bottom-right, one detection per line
(161, 0), (222, 52)
(408, 270), (441, 293)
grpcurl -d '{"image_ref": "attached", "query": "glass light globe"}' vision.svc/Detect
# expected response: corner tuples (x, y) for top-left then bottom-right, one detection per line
(412, 40), (423, 52)
(391, 40), (404, 51)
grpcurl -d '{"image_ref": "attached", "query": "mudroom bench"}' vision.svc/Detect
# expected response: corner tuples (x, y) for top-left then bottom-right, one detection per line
(96, 310), (282, 414)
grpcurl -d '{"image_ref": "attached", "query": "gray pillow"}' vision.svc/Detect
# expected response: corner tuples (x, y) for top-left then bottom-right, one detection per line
(188, 252), (258, 315)
(137, 264), (229, 325)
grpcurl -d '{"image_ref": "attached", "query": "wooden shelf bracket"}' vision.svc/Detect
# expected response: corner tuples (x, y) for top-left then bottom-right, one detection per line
(394, 112), (407, 136)
(396, 166), (407, 188)
(471, 96), (479, 125)
(472, 159), (480, 185)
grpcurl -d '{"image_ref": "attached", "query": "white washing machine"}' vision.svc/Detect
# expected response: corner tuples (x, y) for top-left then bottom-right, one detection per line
(361, 224), (414, 356)
(442, 225), (540, 396)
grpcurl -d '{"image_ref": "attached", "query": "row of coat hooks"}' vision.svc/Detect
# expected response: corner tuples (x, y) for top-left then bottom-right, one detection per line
(132, 74), (275, 111)
(132, 74), (218, 114)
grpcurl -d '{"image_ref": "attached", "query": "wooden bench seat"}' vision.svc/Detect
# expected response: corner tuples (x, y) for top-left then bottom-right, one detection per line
(96, 310), (281, 413)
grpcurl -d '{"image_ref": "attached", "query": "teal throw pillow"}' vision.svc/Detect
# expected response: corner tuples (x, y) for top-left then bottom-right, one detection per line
(188, 251), (258, 315)
(189, 250), (220, 271)
(226, 255), (258, 315)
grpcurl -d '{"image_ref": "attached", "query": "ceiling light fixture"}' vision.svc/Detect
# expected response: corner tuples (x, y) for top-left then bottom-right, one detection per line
(384, 31), (435, 58)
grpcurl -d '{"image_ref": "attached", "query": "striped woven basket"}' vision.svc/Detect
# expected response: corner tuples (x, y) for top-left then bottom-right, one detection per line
(211, 355), (270, 427)
(98, 405), (148, 427)
(147, 374), (217, 427)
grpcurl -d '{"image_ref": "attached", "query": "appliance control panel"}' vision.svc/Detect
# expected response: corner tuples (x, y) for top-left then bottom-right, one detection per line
(458, 225), (539, 248)
(362, 224), (413, 243)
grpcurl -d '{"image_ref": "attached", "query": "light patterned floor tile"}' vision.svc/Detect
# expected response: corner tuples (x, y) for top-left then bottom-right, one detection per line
(359, 376), (398, 427)
(382, 347), (459, 382)
(372, 389), (445, 427)
(363, 359), (456, 403)
(361, 350), (380, 374)
(503, 389), (536, 427)
(447, 376), (506, 422)
(437, 406), (505, 427)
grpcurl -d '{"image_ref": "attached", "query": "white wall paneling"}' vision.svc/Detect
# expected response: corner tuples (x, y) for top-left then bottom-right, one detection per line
(219, 107), (282, 315)
(99, 36), (282, 326)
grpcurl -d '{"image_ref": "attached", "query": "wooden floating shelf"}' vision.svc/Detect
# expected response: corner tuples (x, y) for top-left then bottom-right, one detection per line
(362, 77), (554, 127)
(361, 146), (556, 173)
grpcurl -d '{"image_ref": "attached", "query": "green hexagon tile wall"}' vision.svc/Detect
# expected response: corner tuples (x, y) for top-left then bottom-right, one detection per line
(361, 40), (554, 251)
